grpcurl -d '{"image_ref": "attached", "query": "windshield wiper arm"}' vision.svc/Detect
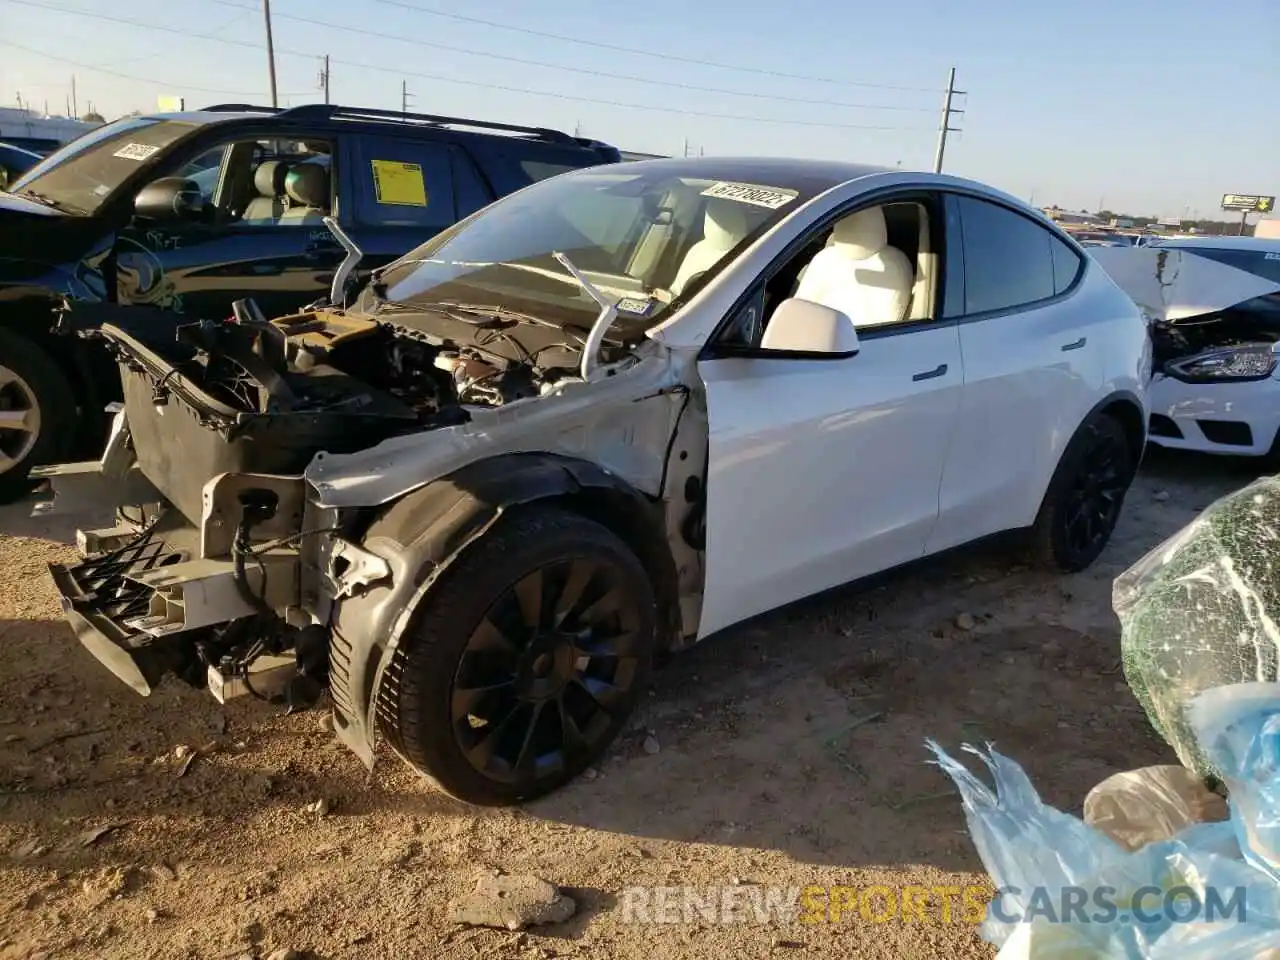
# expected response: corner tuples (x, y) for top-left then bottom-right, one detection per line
(551, 252), (617, 380)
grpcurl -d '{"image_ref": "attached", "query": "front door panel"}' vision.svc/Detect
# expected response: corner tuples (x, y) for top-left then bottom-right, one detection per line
(695, 323), (963, 639)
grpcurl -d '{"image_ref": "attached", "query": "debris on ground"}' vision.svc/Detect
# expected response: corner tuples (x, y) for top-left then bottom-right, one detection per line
(641, 735), (661, 755)
(955, 612), (976, 631)
(449, 874), (577, 931)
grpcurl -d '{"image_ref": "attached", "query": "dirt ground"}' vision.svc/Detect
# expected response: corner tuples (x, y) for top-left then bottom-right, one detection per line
(0, 449), (1263, 960)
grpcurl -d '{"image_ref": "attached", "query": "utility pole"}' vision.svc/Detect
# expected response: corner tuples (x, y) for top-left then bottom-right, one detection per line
(932, 66), (964, 174)
(263, 0), (279, 108)
(318, 54), (330, 104)
(401, 80), (412, 115)
(70, 74), (77, 118)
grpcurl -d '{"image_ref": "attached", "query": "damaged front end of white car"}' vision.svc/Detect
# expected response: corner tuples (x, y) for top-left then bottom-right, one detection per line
(35, 203), (714, 805)
(1089, 243), (1280, 455)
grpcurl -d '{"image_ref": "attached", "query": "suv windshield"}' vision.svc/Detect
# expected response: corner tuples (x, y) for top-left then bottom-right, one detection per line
(373, 165), (812, 334)
(10, 117), (195, 215)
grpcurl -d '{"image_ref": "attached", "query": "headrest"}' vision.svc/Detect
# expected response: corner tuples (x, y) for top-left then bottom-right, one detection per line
(285, 162), (328, 208)
(701, 199), (749, 249)
(253, 160), (287, 198)
(831, 207), (888, 259)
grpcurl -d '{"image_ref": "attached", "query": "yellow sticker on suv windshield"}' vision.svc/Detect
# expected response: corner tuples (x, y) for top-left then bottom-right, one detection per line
(371, 159), (428, 206)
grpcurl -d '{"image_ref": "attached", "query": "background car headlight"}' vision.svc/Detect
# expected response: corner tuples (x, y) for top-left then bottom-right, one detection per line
(1165, 343), (1280, 382)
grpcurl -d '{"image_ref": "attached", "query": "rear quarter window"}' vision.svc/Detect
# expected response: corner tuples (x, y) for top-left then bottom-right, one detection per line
(351, 135), (457, 230)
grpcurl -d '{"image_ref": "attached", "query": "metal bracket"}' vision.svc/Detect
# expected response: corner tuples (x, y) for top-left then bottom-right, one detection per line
(328, 537), (392, 599)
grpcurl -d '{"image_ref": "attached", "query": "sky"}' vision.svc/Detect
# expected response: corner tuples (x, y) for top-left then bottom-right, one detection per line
(0, 0), (1276, 217)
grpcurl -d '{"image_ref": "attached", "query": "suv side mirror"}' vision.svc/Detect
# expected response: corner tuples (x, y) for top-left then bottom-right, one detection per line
(134, 177), (203, 222)
(760, 297), (860, 355)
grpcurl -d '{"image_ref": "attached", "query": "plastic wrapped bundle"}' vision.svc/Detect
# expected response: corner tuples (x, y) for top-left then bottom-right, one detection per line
(1113, 475), (1280, 778)
(928, 682), (1280, 957)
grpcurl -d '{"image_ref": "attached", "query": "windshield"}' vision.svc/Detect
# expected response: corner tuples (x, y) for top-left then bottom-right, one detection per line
(373, 166), (811, 334)
(10, 117), (195, 215)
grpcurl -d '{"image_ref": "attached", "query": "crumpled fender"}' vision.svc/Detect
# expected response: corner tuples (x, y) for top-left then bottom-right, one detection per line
(328, 451), (668, 769)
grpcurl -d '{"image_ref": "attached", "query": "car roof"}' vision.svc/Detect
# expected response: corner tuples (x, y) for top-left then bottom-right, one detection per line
(1155, 236), (1280, 251)
(569, 155), (892, 193)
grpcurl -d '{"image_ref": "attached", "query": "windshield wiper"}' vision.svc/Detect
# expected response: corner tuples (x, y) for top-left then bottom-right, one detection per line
(18, 190), (83, 214)
(551, 251), (618, 380)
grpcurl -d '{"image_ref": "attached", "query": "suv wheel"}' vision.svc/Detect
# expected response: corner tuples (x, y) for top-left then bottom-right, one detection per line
(0, 328), (76, 504)
(1029, 414), (1134, 572)
(377, 505), (657, 806)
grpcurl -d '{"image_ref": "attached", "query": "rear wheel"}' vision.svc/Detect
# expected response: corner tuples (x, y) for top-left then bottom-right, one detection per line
(377, 505), (657, 806)
(0, 327), (76, 504)
(1029, 414), (1134, 572)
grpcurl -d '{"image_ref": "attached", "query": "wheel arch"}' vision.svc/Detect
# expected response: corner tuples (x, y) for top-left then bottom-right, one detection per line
(0, 291), (112, 446)
(1090, 389), (1147, 467)
(327, 451), (681, 770)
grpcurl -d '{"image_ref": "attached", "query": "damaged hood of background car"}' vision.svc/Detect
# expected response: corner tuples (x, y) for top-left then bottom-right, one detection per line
(1088, 245), (1280, 323)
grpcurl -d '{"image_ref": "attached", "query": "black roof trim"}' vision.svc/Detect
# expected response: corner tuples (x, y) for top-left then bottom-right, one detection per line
(200, 103), (579, 145)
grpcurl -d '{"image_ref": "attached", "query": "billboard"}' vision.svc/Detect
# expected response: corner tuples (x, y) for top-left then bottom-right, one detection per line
(1221, 194), (1275, 213)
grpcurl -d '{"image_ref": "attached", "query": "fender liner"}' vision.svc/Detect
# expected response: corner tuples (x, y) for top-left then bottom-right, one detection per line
(327, 451), (678, 769)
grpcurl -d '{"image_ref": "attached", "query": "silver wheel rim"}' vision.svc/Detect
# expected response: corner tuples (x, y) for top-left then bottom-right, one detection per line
(0, 364), (41, 475)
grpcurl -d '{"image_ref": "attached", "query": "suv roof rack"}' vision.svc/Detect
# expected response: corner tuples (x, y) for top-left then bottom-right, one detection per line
(198, 102), (577, 144)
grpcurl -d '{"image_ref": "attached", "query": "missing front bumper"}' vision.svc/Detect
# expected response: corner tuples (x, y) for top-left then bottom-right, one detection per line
(49, 516), (302, 697)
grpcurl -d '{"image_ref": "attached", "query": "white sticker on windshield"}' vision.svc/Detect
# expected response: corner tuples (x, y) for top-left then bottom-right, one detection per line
(616, 297), (654, 316)
(701, 181), (797, 210)
(112, 142), (160, 161)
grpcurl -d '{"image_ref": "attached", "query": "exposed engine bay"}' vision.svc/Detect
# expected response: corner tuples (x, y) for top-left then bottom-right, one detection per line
(1151, 301), (1280, 368)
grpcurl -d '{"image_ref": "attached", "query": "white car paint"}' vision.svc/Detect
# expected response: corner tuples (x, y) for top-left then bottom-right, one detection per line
(284, 161), (1149, 642)
(1091, 239), (1280, 458)
(696, 322), (964, 632)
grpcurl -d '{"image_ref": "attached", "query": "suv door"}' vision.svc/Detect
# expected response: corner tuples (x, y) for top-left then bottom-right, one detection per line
(926, 193), (1101, 554)
(115, 133), (344, 319)
(694, 195), (964, 639)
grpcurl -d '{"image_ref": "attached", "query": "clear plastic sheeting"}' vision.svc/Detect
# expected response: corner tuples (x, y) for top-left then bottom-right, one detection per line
(1113, 475), (1280, 779)
(928, 691), (1280, 958)
(1084, 765), (1229, 851)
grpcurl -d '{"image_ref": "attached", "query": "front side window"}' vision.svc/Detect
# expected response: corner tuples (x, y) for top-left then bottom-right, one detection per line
(372, 168), (813, 336)
(956, 196), (1057, 315)
(10, 117), (196, 215)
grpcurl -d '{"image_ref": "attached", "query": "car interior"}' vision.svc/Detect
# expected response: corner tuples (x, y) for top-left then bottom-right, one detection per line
(178, 138), (333, 227)
(705, 199), (939, 348)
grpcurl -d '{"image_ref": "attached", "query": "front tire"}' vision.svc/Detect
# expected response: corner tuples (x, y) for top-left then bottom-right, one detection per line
(0, 327), (76, 504)
(1029, 414), (1134, 572)
(377, 505), (658, 806)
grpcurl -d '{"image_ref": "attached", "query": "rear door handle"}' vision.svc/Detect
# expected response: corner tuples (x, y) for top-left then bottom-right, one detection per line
(1061, 337), (1087, 352)
(912, 363), (948, 382)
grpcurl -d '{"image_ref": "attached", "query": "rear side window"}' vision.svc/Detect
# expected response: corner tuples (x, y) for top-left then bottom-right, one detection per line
(351, 136), (456, 230)
(955, 196), (1057, 315)
(1050, 236), (1084, 294)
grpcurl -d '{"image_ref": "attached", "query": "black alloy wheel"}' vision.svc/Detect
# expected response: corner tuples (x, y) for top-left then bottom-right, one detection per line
(378, 505), (657, 806)
(1030, 414), (1134, 572)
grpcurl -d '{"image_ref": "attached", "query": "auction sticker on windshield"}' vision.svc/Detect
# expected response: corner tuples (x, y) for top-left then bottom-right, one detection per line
(113, 143), (161, 161)
(701, 181), (798, 210)
(371, 159), (428, 207)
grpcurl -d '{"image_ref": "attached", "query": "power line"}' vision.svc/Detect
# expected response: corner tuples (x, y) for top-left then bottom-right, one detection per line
(210, 0), (935, 112)
(374, 0), (942, 93)
(0, 37), (309, 98)
(0, 0), (935, 132)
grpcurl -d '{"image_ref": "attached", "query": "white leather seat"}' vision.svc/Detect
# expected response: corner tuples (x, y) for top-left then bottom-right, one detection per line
(671, 200), (750, 295)
(794, 207), (914, 328)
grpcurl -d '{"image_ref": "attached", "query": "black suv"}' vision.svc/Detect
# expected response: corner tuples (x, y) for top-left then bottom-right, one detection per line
(0, 103), (620, 501)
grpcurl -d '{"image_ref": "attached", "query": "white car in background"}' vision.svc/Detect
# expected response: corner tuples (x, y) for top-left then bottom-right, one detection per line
(41, 158), (1150, 804)
(1091, 237), (1280, 457)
